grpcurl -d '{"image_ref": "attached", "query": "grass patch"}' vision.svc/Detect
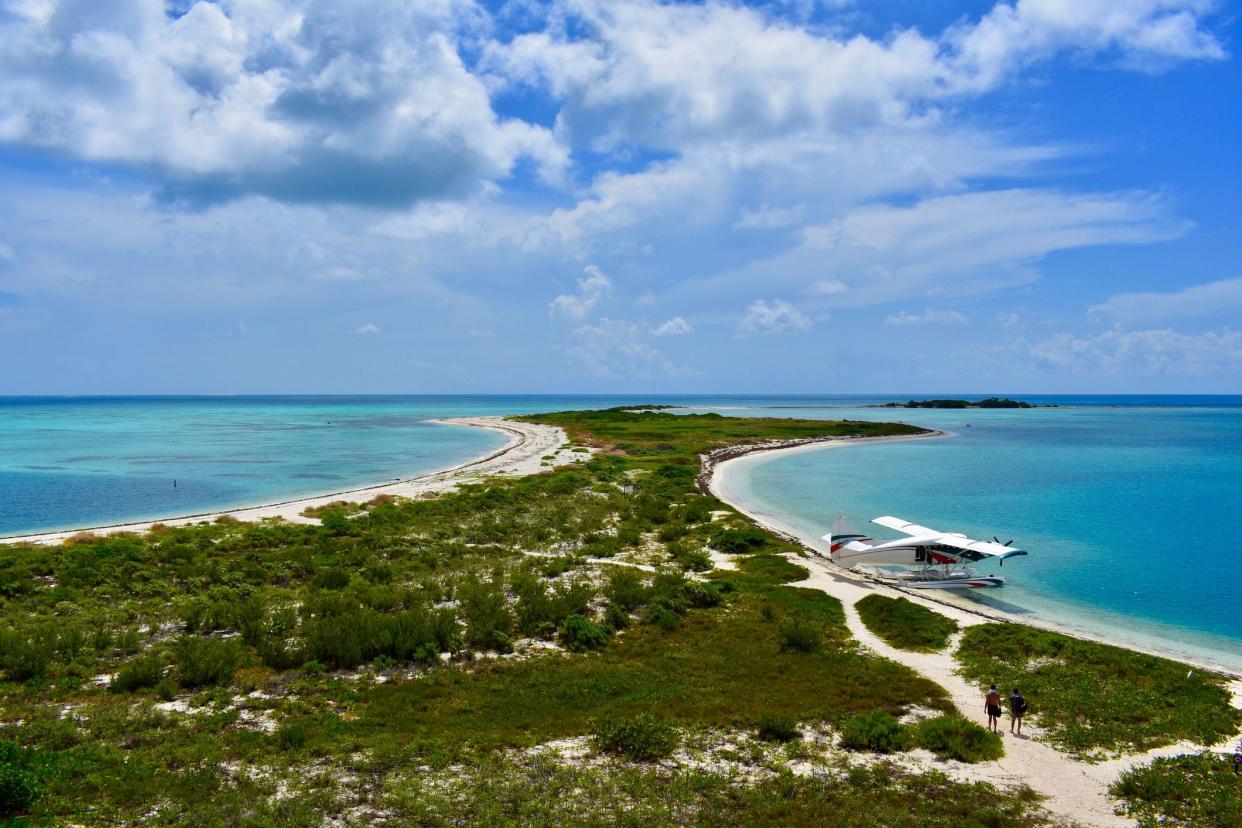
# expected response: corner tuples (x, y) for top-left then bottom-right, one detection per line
(378, 755), (1052, 826)
(1110, 752), (1242, 827)
(855, 594), (958, 652)
(956, 624), (1241, 757)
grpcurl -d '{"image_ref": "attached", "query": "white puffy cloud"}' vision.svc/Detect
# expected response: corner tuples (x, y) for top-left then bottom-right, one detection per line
(948, 0), (1226, 91)
(738, 299), (812, 336)
(886, 309), (968, 326)
(0, 0), (566, 207)
(550, 264), (614, 320)
(652, 316), (693, 336)
(354, 322), (380, 334)
(492, 0), (1221, 152)
(1089, 277), (1242, 325)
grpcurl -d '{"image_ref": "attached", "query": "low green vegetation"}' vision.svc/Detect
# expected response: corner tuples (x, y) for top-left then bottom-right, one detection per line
(839, 711), (1002, 763)
(592, 713), (679, 761)
(855, 594), (959, 651)
(912, 715), (1005, 763)
(378, 754), (1051, 827)
(840, 710), (909, 753)
(956, 623), (1241, 758)
(1110, 752), (1242, 827)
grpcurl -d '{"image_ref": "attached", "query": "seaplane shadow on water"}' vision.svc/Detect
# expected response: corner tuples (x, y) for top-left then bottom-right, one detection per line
(824, 514), (1029, 593)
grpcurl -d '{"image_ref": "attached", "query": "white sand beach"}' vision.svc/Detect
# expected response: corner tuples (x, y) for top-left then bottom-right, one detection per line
(706, 432), (1242, 828)
(1, 416), (581, 546)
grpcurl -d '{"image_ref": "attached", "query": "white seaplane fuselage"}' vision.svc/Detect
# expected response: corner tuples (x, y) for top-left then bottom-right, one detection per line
(823, 515), (1027, 589)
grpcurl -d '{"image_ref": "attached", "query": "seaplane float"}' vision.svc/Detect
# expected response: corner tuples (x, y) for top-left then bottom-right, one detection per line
(823, 515), (1027, 589)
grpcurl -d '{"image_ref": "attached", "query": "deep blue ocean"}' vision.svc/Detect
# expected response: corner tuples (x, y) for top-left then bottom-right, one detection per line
(3, 394), (1240, 667)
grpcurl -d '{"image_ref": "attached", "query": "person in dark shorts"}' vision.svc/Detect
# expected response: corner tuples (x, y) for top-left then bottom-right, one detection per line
(1009, 688), (1028, 734)
(985, 684), (1002, 732)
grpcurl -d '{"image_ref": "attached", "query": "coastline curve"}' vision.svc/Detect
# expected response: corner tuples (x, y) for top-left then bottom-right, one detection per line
(1, 416), (580, 546)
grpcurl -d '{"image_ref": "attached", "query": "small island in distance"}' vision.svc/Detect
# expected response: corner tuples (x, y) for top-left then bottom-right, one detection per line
(873, 397), (1054, 409)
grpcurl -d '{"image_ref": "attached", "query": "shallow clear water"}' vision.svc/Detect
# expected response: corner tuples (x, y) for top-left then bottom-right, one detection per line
(708, 398), (1242, 670)
(3, 394), (1241, 667)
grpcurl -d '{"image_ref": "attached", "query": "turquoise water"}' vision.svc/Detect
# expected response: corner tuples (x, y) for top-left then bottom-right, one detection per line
(708, 399), (1242, 670)
(3, 394), (1241, 668)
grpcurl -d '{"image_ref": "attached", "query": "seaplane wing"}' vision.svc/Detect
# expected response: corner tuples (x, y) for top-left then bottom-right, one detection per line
(871, 516), (939, 536)
(872, 515), (1026, 560)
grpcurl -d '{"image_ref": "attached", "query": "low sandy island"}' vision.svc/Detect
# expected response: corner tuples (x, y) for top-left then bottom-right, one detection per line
(2, 416), (581, 546)
(706, 431), (1242, 828)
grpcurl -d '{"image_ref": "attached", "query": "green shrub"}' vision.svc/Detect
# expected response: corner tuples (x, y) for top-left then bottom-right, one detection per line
(312, 566), (351, 590)
(604, 601), (630, 630)
(0, 629), (54, 682)
(913, 715), (1003, 763)
(109, 652), (164, 693)
(604, 567), (648, 611)
(558, 614), (610, 652)
(840, 710), (909, 753)
(855, 594), (958, 652)
(645, 605), (681, 631)
(592, 714), (678, 761)
(512, 571), (593, 638)
(274, 721), (309, 751)
(458, 577), (514, 652)
(756, 713), (800, 743)
(155, 677), (179, 701)
(779, 615), (822, 654)
(711, 527), (767, 554)
(0, 745), (39, 818)
(681, 581), (723, 608)
(174, 636), (243, 688)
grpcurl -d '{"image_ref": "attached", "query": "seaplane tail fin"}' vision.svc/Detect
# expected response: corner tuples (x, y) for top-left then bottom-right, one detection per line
(824, 513), (871, 560)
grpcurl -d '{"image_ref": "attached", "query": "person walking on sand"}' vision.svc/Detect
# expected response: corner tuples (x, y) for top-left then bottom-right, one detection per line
(1009, 687), (1028, 734)
(985, 684), (1002, 733)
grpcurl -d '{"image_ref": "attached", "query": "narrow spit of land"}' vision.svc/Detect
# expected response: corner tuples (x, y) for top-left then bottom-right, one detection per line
(0, 407), (1236, 826)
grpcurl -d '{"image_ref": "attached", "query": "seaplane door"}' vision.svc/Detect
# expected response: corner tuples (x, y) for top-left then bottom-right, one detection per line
(914, 546), (927, 563)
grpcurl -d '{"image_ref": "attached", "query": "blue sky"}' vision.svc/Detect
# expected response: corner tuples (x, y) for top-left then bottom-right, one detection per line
(0, 0), (1239, 394)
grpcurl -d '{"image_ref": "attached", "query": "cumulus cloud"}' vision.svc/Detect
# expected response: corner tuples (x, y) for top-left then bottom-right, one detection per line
(1089, 277), (1242, 325)
(354, 322), (380, 334)
(652, 316), (693, 336)
(492, 0), (1221, 152)
(0, 0), (566, 207)
(738, 299), (812, 336)
(886, 309), (968, 326)
(550, 265), (614, 320)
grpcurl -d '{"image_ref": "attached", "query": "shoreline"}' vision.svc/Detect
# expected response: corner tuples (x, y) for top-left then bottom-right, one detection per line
(706, 432), (1242, 679)
(1, 417), (579, 546)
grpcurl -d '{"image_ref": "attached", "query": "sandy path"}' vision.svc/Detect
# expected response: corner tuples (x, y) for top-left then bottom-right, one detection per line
(708, 440), (1242, 828)
(2, 416), (580, 545)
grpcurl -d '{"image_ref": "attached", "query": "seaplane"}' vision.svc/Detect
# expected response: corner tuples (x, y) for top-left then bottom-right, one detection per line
(823, 515), (1027, 589)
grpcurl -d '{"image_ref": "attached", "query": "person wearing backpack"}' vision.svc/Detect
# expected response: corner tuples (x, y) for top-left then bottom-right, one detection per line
(1009, 688), (1028, 734)
(985, 684), (1003, 733)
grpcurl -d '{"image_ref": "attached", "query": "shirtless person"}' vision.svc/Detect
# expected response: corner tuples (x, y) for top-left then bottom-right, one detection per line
(985, 684), (1002, 733)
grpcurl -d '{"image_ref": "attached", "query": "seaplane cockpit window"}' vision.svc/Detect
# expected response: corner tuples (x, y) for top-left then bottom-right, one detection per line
(915, 547), (927, 563)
